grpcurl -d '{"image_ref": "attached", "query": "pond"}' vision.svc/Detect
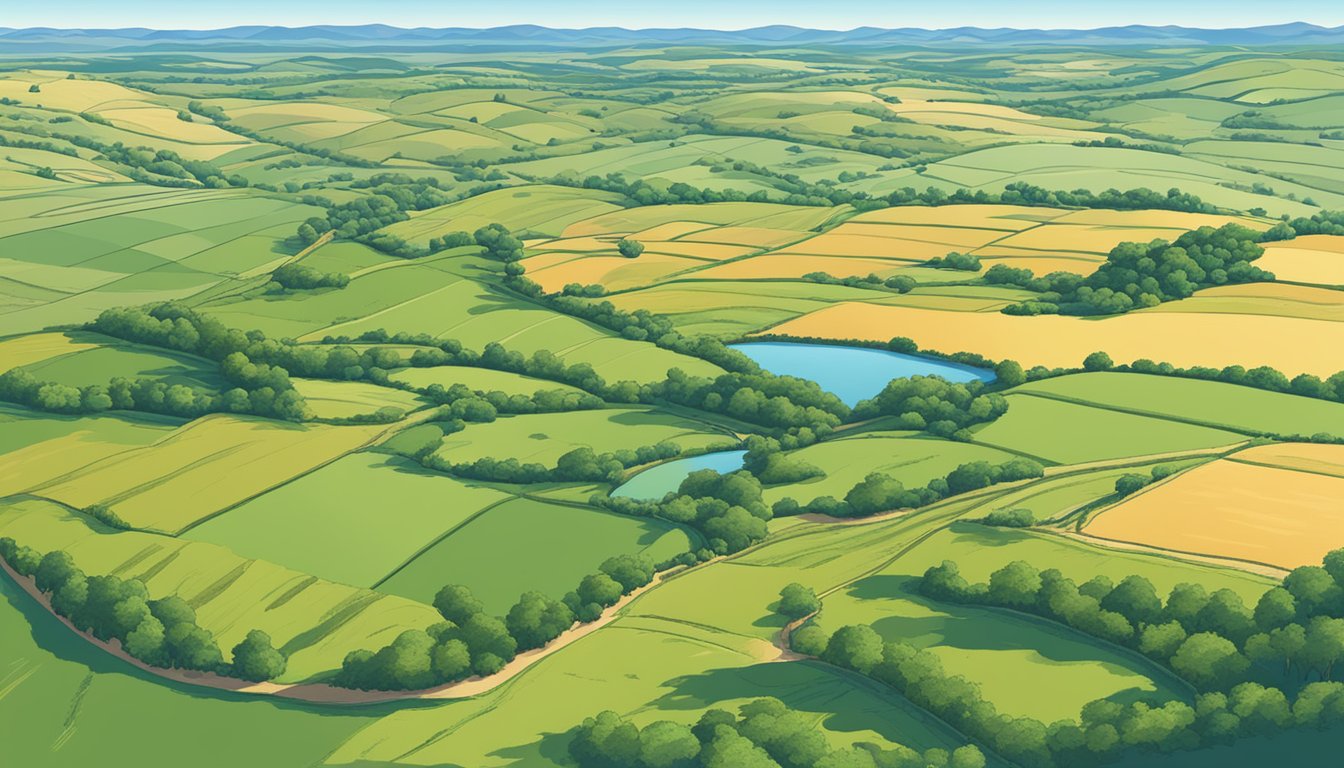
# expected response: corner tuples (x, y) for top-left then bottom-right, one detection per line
(729, 341), (995, 406)
(612, 449), (747, 500)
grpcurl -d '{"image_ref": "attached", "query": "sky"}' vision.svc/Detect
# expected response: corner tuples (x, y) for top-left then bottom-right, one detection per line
(5, 0), (1343, 31)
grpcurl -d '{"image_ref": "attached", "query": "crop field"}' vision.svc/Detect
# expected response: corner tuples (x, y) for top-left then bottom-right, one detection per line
(767, 301), (1344, 377)
(376, 496), (697, 612)
(2, 25), (1344, 768)
(1084, 445), (1344, 569)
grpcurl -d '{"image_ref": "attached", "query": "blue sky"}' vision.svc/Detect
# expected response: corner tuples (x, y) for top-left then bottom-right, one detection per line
(6, 0), (1343, 31)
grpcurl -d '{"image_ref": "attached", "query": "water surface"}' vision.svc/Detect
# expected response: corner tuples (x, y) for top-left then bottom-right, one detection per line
(612, 449), (747, 500)
(730, 341), (995, 406)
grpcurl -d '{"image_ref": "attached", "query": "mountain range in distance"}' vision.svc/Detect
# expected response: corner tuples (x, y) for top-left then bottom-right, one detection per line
(1, 22), (1343, 51)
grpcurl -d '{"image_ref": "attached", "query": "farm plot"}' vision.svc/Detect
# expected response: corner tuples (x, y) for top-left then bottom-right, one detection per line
(29, 414), (390, 534)
(970, 393), (1245, 464)
(1255, 235), (1344, 285)
(375, 495), (696, 612)
(1083, 445), (1344, 569)
(761, 433), (1017, 506)
(184, 453), (513, 587)
(290, 379), (427, 420)
(431, 407), (736, 466)
(1014, 372), (1344, 438)
(765, 301), (1344, 377)
(0, 497), (444, 681)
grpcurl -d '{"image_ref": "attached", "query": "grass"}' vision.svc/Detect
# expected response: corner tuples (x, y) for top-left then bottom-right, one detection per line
(1015, 373), (1344, 438)
(763, 433), (1016, 505)
(183, 453), (514, 587)
(432, 407), (736, 466)
(0, 498), (443, 681)
(0, 573), (378, 768)
(376, 495), (696, 613)
(971, 393), (1244, 463)
(31, 414), (389, 534)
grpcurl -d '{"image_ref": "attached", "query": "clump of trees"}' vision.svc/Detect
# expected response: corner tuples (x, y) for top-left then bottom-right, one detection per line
(774, 457), (1044, 519)
(427, 442), (688, 485)
(294, 174), (455, 254)
(269, 263), (349, 291)
(339, 555), (658, 690)
(797, 616), (1344, 768)
(776, 583), (820, 620)
(996, 224), (1280, 315)
(802, 271), (917, 293)
(617, 238), (645, 259)
(0, 539), (284, 681)
(599, 469), (772, 555)
(741, 436), (824, 485)
(918, 544), (1344, 701)
(925, 252), (981, 271)
(852, 376), (1008, 440)
(982, 508), (1034, 527)
(568, 698), (986, 768)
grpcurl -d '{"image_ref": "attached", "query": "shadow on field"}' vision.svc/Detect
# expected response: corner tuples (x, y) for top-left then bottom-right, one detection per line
(0, 572), (437, 718)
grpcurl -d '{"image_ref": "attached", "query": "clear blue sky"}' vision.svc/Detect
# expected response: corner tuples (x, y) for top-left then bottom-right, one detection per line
(5, 0), (1342, 31)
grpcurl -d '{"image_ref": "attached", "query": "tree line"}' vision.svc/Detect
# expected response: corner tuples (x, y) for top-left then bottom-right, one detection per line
(830, 545), (1344, 765)
(568, 697), (987, 768)
(269, 262), (350, 291)
(772, 458), (1045, 519)
(597, 469), (772, 555)
(338, 555), (658, 690)
(1, 539), (285, 682)
(426, 442), (696, 486)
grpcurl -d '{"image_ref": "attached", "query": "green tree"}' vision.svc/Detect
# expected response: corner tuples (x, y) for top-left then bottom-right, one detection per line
(776, 583), (820, 619)
(230, 629), (287, 681)
(1083, 351), (1114, 371)
(822, 625), (884, 673)
(1171, 632), (1249, 690)
(617, 238), (645, 259)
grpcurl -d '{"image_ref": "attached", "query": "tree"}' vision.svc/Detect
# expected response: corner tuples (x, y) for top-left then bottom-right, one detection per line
(1083, 351), (1114, 371)
(638, 720), (700, 768)
(617, 238), (645, 259)
(1254, 587), (1297, 632)
(1101, 575), (1163, 627)
(777, 583), (820, 619)
(844, 472), (905, 516)
(995, 359), (1026, 387)
(822, 625), (884, 673)
(1114, 473), (1150, 497)
(989, 561), (1042, 609)
(506, 591), (574, 650)
(230, 629), (287, 681)
(434, 584), (483, 624)
(577, 573), (624, 608)
(1171, 633), (1249, 690)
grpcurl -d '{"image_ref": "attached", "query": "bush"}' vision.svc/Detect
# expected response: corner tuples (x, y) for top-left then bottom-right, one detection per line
(776, 583), (820, 619)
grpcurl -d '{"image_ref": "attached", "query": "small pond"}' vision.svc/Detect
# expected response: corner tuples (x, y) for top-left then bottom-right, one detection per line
(612, 449), (747, 500)
(729, 341), (995, 406)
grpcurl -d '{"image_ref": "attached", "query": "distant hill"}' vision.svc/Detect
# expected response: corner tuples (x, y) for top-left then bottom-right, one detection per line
(2, 22), (1343, 51)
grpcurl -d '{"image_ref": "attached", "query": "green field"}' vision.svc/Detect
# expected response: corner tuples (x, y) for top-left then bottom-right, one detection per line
(1, 28), (1342, 768)
(376, 495), (696, 612)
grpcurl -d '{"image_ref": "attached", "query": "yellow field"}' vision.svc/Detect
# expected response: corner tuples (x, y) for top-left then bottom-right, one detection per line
(1257, 235), (1344, 285)
(1084, 454), (1344, 569)
(0, 332), (96, 372)
(775, 232), (955, 259)
(628, 221), (716, 240)
(990, 225), (1185, 252)
(1144, 282), (1344, 322)
(852, 204), (1060, 229)
(529, 253), (702, 292)
(0, 75), (152, 112)
(764, 301), (1344, 376)
(1228, 442), (1344, 479)
(0, 417), (177, 498)
(561, 202), (825, 236)
(689, 254), (903, 280)
(93, 107), (251, 156)
(31, 415), (387, 533)
(677, 226), (804, 248)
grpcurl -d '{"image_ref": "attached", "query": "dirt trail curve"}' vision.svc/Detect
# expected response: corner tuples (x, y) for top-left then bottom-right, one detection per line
(1, 557), (677, 706)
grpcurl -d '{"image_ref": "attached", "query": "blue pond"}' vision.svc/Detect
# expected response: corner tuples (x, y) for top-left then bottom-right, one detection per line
(612, 450), (747, 500)
(728, 341), (996, 406)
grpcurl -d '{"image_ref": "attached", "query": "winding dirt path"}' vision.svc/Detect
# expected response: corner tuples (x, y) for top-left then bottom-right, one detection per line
(2, 557), (678, 706)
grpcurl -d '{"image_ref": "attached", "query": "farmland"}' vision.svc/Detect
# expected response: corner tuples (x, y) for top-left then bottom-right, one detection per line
(1, 21), (1343, 768)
